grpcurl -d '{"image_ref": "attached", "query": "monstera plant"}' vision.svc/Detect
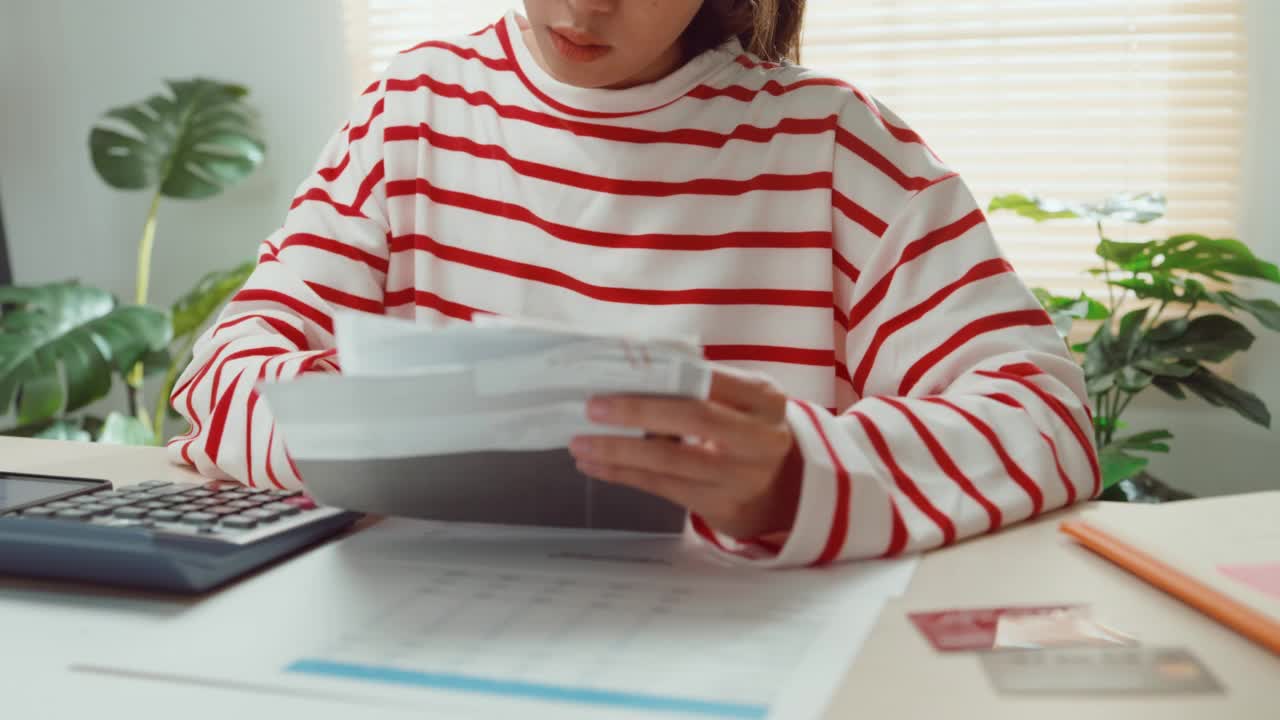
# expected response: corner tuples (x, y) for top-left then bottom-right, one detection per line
(0, 78), (261, 445)
(990, 192), (1280, 501)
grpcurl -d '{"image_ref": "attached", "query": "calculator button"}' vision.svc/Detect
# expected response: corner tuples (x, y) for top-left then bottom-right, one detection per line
(98, 498), (132, 508)
(43, 501), (74, 511)
(180, 512), (217, 525)
(141, 487), (183, 498)
(243, 508), (280, 523)
(183, 489), (215, 498)
(113, 507), (149, 519)
(242, 488), (270, 495)
(148, 509), (182, 522)
(221, 516), (259, 530)
(95, 490), (129, 500)
(284, 496), (318, 511)
(64, 495), (98, 505)
(269, 489), (301, 499)
(55, 509), (92, 520)
(225, 500), (257, 510)
(206, 505), (239, 515)
(139, 480), (172, 489)
(21, 507), (55, 517)
(139, 501), (173, 510)
(170, 503), (201, 514)
(263, 502), (301, 517)
(79, 504), (113, 516)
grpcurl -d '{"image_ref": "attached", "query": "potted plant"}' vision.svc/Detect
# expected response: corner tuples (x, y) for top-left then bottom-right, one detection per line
(0, 78), (262, 445)
(989, 193), (1279, 502)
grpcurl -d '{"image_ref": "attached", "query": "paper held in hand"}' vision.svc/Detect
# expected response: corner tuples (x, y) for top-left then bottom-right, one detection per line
(256, 313), (716, 531)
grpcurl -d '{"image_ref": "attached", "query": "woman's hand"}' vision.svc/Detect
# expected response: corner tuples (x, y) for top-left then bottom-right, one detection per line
(569, 371), (801, 540)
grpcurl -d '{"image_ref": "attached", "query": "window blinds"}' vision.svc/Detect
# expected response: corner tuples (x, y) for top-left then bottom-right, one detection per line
(342, 0), (1248, 294)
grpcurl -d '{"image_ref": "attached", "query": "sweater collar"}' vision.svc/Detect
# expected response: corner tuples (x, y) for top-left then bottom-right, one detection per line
(496, 10), (742, 119)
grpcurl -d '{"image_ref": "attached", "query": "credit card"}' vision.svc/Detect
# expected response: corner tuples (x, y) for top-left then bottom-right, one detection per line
(980, 646), (1224, 695)
(908, 605), (1080, 651)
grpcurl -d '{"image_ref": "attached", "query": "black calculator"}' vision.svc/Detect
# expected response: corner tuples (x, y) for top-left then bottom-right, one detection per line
(0, 470), (360, 593)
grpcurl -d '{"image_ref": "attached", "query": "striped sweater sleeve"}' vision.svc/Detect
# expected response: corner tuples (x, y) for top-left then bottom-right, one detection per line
(696, 106), (1098, 567)
(165, 82), (391, 487)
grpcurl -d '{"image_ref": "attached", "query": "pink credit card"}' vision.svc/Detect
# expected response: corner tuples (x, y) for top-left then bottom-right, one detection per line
(1219, 563), (1280, 601)
(909, 605), (1080, 652)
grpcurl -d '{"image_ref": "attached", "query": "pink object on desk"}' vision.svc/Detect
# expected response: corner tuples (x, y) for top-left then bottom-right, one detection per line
(1219, 563), (1280, 601)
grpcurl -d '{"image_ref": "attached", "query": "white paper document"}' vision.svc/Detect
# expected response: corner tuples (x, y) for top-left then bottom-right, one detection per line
(76, 520), (919, 719)
(263, 313), (714, 460)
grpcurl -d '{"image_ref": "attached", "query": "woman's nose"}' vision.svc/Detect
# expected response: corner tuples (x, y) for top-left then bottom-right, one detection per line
(566, 0), (619, 16)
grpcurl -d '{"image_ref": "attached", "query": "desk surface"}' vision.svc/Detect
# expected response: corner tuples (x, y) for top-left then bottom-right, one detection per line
(3, 436), (1276, 718)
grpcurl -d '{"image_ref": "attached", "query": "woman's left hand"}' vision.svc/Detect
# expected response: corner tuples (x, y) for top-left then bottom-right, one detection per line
(569, 370), (801, 539)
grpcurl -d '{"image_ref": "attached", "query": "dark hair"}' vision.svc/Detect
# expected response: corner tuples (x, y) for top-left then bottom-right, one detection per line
(682, 0), (807, 64)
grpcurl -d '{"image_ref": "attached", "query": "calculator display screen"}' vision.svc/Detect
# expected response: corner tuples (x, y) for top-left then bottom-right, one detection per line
(0, 474), (101, 512)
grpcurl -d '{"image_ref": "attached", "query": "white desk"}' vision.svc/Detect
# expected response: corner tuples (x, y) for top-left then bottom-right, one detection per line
(3, 437), (1276, 718)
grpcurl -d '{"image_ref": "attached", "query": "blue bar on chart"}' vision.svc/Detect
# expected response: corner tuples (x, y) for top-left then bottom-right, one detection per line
(285, 658), (770, 719)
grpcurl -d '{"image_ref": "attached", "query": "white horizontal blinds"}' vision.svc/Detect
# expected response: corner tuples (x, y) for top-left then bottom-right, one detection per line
(802, 0), (1248, 293)
(344, 0), (1248, 293)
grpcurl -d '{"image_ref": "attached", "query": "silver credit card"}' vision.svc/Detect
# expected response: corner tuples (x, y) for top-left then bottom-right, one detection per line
(980, 646), (1224, 695)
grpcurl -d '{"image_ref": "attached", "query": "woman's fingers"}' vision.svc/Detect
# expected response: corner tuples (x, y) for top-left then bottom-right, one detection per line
(707, 370), (788, 420)
(570, 435), (725, 484)
(587, 395), (757, 450)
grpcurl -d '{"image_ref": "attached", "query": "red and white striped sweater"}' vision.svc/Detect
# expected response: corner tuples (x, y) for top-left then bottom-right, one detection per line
(168, 11), (1097, 567)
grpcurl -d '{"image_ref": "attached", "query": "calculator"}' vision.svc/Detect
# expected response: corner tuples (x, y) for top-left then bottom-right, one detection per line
(0, 470), (360, 593)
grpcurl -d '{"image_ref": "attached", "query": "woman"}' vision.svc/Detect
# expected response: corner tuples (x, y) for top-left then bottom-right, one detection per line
(169, 0), (1097, 567)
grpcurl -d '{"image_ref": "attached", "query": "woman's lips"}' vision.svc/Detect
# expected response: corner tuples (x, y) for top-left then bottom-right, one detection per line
(548, 27), (611, 62)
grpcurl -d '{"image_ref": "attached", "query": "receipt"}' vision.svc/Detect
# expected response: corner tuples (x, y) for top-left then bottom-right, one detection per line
(473, 339), (710, 399)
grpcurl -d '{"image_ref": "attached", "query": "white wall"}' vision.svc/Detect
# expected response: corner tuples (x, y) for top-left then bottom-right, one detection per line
(1124, 0), (1280, 496)
(0, 0), (352, 305)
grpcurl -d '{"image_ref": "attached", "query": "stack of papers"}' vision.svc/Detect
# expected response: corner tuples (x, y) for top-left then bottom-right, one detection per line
(258, 314), (715, 531)
(70, 517), (921, 719)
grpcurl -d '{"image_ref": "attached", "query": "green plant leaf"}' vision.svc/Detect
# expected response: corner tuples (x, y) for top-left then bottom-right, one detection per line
(1176, 368), (1271, 428)
(988, 193), (1166, 224)
(170, 261), (255, 338)
(988, 194), (1082, 222)
(1099, 444), (1150, 489)
(1082, 319), (1121, 381)
(1088, 193), (1167, 224)
(1133, 356), (1198, 378)
(35, 419), (95, 442)
(0, 417), (94, 442)
(98, 412), (156, 446)
(1151, 375), (1187, 400)
(1030, 288), (1109, 338)
(1114, 307), (1149, 357)
(1212, 291), (1280, 332)
(1110, 429), (1174, 454)
(0, 283), (171, 426)
(89, 78), (264, 200)
(1090, 235), (1279, 286)
(1146, 317), (1188, 343)
(140, 347), (172, 377)
(1146, 314), (1254, 364)
(1117, 365), (1153, 393)
(1096, 239), (1160, 269)
(1087, 371), (1116, 395)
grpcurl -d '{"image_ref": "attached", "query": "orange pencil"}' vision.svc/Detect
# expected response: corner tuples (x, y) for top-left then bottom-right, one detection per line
(1061, 519), (1280, 657)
